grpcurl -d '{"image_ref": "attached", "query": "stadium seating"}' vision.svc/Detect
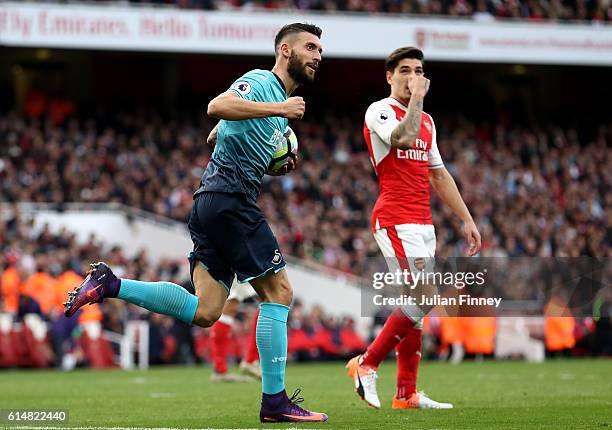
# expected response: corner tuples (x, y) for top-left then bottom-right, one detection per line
(1, 111), (608, 273)
(69, 0), (612, 22)
(1, 110), (609, 367)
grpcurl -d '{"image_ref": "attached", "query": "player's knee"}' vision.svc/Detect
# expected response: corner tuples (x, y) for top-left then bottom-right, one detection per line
(193, 305), (222, 328)
(265, 277), (293, 306)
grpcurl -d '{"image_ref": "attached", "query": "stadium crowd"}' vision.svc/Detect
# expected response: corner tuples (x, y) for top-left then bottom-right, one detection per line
(38, 0), (612, 22)
(0, 195), (374, 367)
(0, 111), (609, 275)
(0, 109), (610, 367)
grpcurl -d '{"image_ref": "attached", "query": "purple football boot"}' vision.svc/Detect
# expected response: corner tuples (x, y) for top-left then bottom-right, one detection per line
(63, 262), (120, 317)
(260, 389), (328, 423)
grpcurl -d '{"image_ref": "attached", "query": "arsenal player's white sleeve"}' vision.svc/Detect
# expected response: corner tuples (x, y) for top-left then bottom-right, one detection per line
(428, 119), (444, 169)
(365, 102), (398, 147)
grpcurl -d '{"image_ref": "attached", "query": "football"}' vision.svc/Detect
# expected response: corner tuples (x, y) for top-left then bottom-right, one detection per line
(268, 126), (298, 173)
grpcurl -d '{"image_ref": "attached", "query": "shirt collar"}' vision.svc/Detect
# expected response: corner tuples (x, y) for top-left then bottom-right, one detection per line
(271, 72), (287, 94)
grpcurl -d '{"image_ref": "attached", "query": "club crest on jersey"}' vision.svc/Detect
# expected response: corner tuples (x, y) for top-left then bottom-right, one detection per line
(423, 119), (432, 133)
(272, 249), (283, 265)
(377, 110), (390, 123)
(234, 81), (251, 95)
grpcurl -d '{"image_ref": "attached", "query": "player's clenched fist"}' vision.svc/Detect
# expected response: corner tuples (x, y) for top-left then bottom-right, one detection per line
(280, 97), (305, 119)
(408, 76), (430, 98)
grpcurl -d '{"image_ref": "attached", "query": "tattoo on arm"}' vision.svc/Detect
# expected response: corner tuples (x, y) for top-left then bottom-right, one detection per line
(391, 96), (424, 149)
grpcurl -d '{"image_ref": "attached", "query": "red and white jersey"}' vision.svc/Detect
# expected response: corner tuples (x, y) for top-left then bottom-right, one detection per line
(363, 97), (444, 230)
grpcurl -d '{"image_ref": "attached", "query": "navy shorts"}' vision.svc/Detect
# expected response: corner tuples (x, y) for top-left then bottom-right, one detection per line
(187, 191), (286, 292)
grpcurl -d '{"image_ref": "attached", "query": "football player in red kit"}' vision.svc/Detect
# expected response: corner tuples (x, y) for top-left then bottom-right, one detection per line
(347, 47), (481, 410)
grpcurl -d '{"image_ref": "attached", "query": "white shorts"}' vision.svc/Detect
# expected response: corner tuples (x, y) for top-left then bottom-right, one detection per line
(373, 223), (436, 271)
(227, 281), (258, 302)
(373, 223), (436, 325)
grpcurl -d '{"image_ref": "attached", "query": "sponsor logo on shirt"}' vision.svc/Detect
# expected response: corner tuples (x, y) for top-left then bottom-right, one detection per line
(397, 138), (429, 161)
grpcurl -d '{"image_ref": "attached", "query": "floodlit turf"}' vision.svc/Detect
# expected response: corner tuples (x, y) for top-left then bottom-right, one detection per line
(1, 359), (611, 429)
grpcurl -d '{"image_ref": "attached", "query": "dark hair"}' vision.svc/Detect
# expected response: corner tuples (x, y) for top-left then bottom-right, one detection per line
(274, 23), (322, 54)
(385, 47), (424, 72)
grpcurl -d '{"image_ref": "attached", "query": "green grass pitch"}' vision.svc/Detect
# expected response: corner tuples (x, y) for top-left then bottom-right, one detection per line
(1, 359), (611, 429)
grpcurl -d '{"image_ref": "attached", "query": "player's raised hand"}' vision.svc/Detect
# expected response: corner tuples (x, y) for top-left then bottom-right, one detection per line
(408, 75), (430, 98)
(281, 97), (306, 119)
(462, 220), (482, 256)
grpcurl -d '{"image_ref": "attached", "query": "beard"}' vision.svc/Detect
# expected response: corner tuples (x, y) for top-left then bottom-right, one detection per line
(287, 52), (314, 85)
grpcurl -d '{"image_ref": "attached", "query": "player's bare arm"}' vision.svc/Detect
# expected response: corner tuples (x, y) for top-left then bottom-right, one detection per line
(207, 92), (305, 120)
(206, 123), (219, 148)
(429, 167), (481, 255)
(390, 75), (430, 149)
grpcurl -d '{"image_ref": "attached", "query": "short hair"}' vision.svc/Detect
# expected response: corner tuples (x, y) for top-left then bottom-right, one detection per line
(274, 23), (322, 55)
(385, 47), (424, 72)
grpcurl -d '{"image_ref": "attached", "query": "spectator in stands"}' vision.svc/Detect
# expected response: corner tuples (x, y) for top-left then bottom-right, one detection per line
(1, 110), (610, 273)
(72, 0), (612, 21)
(1, 107), (610, 367)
